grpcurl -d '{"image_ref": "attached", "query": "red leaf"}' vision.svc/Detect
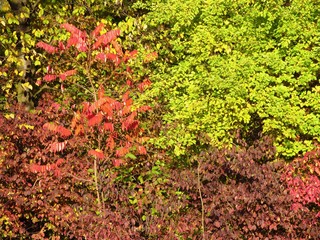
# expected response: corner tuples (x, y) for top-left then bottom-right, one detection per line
(122, 112), (138, 131)
(92, 29), (121, 49)
(56, 158), (64, 166)
(44, 123), (72, 137)
(96, 53), (107, 62)
(56, 126), (72, 137)
(138, 79), (152, 92)
(43, 74), (58, 82)
(58, 41), (65, 51)
(126, 80), (133, 87)
(49, 141), (67, 153)
(61, 24), (88, 52)
(88, 149), (104, 159)
(138, 105), (152, 113)
(91, 23), (104, 38)
(88, 112), (103, 126)
(111, 40), (123, 56)
(105, 53), (120, 64)
(59, 70), (77, 81)
(137, 145), (147, 155)
(106, 135), (115, 150)
(98, 86), (105, 99)
(61, 23), (81, 35)
(111, 101), (123, 111)
(113, 158), (123, 167)
(213, 221), (221, 228)
(103, 122), (114, 132)
(51, 102), (61, 111)
(36, 42), (57, 54)
(101, 104), (113, 119)
(122, 91), (131, 102)
(116, 147), (129, 157)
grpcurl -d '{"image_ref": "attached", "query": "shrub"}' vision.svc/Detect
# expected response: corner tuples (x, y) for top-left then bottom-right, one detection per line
(167, 135), (320, 238)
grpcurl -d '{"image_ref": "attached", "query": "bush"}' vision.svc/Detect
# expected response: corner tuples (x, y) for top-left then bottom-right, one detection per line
(140, 0), (320, 158)
(166, 136), (320, 238)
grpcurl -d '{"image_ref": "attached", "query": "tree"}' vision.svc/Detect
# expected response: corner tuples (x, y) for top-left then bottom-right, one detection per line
(138, 0), (320, 158)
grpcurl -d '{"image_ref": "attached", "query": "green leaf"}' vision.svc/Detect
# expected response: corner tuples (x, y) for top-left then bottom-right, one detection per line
(125, 153), (137, 160)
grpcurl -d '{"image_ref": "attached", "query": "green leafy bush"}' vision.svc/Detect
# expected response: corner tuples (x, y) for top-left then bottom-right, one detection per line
(140, 0), (320, 158)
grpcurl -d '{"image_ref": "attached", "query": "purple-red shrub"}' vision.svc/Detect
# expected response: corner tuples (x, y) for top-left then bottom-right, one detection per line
(283, 146), (320, 219)
(165, 136), (320, 239)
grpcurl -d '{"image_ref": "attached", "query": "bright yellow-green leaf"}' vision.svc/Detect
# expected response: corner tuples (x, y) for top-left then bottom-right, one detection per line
(18, 124), (34, 130)
(21, 82), (33, 90)
(4, 113), (14, 119)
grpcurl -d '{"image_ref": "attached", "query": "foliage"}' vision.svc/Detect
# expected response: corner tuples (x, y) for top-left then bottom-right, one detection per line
(139, 0), (320, 158)
(0, 0), (150, 110)
(2, 106), (319, 238)
(3, 0), (320, 239)
(35, 22), (146, 104)
(0, 96), (150, 239)
(283, 146), (320, 218)
(170, 135), (320, 238)
(0, 22), (155, 238)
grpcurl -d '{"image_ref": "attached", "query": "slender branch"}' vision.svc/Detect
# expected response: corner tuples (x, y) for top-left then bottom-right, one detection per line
(94, 158), (101, 211)
(86, 45), (97, 101)
(65, 173), (94, 183)
(73, 82), (94, 96)
(197, 161), (205, 239)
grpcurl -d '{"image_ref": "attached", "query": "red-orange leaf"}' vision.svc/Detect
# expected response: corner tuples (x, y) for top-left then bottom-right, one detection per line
(111, 40), (123, 56)
(116, 147), (129, 157)
(122, 91), (130, 102)
(101, 104), (113, 119)
(91, 23), (104, 38)
(137, 145), (147, 155)
(71, 111), (81, 130)
(113, 158), (123, 167)
(75, 124), (84, 136)
(88, 112), (103, 126)
(57, 126), (72, 137)
(106, 135), (115, 150)
(138, 79), (152, 92)
(103, 122), (114, 132)
(122, 105), (132, 116)
(92, 29), (121, 49)
(43, 122), (56, 131)
(138, 105), (152, 113)
(89, 97), (111, 112)
(98, 86), (105, 99)
(88, 149), (104, 159)
(44, 123), (71, 137)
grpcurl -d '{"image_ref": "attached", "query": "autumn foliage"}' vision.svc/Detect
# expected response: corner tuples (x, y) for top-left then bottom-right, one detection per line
(2, 22), (320, 239)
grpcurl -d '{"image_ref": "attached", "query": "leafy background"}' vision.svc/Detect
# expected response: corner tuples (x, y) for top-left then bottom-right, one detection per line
(1, 0), (320, 239)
